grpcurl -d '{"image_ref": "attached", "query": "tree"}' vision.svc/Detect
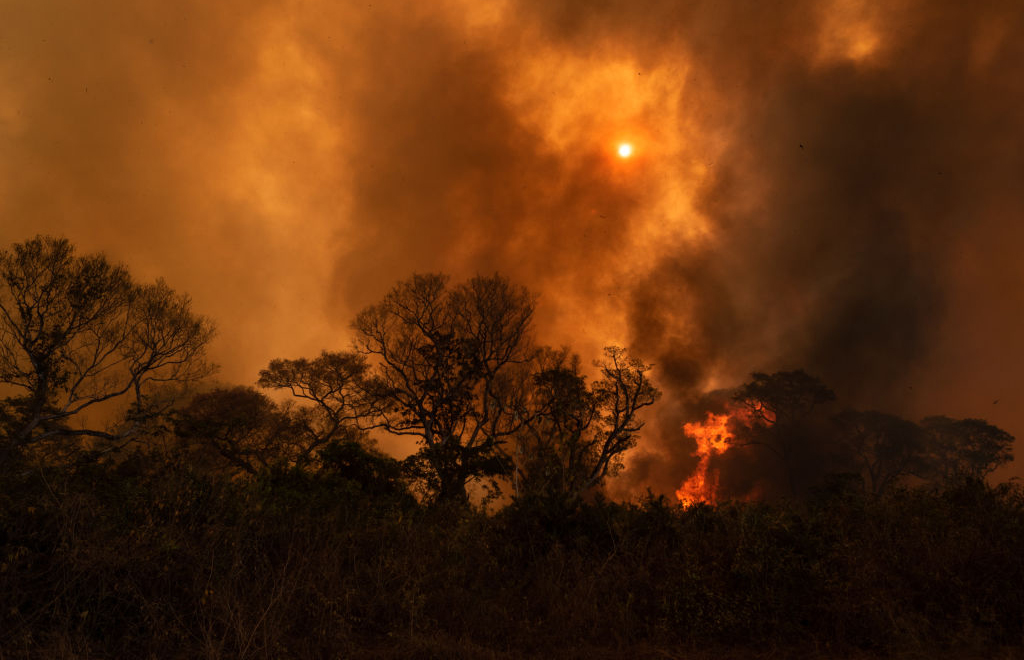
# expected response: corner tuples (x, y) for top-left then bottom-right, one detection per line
(174, 386), (304, 476)
(316, 438), (410, 500)
(833, 410), (927, 495)
(734, 369), (836, 428)
(352, 273), (535, 503)
(731, 370), (836, 495)
(257, 350), (373, 452)
(0, 236), (215, 463)
(919, 416), (1014, 484)
(513, 346), (660, 502)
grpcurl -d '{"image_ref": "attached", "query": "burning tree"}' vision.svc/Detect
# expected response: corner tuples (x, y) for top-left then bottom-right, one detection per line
(676, 370), (1015, 501)
(675, 370), (836, 504)
(730, 369), (836, 495)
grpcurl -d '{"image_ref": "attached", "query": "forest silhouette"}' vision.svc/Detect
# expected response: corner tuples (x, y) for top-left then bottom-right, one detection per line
(1, 237), (1021, 658)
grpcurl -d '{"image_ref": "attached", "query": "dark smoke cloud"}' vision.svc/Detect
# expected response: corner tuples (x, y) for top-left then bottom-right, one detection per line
(2, 0), (1022, 487)
(325, 5), (649, 314)
(513, 0), (1024, 496)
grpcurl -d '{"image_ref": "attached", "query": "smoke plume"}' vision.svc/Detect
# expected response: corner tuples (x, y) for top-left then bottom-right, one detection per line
(2, 0), (1022, 490)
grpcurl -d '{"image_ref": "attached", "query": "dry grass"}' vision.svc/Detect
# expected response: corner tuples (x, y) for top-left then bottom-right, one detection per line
(2, 458), (1022, 659)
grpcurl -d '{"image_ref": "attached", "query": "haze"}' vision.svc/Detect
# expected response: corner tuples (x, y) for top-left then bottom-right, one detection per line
(2, 0), (1022, 495)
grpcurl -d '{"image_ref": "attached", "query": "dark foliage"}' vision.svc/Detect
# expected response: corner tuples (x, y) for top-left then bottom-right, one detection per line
(2, 456), (1022, 658)
(174, 386), (305, 476)
(721, 370), (1014, 499)
(257, 351), (375, 448)
(512, 346), (660, 503)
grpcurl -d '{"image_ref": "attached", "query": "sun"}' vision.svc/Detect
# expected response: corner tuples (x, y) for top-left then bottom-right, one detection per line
(617, 142), (633, 158)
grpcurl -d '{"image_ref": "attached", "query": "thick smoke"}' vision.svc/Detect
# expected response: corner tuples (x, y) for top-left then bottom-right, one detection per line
(518, 0), (1024, 497)
(1, 1), (1022, 487)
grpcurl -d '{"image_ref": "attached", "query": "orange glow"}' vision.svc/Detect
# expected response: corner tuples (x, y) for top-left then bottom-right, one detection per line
(675, 412), (733, 506)
(617, 142), (633, 158)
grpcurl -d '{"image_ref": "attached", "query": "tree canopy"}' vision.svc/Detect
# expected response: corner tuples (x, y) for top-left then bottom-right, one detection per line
(351, 273), (535, 502)
(258, 350), (373, 451)
(0, 236), (215, 464)
(514, 346), (660, 502)
(723, 370), (1014, 497)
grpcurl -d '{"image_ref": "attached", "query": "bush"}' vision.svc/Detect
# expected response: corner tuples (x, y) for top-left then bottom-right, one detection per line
(2, 458), (1022, 658)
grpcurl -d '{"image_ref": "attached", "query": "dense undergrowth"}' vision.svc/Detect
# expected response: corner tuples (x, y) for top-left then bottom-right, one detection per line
(2, 453), (1023, 659)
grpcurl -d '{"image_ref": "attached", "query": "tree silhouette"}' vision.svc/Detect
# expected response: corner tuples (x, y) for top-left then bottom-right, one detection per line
(833, 410), (928, 495)
(175, 386), (304, 476)
(919, 416), (1014, 484)
(257, 350), (373, 452)
(733, 369), (836, 428)
(352, 273), (535, 503)
(0, 236), (214, 464)
(731, 369), (836, 495)
(514, 346), (659, 502)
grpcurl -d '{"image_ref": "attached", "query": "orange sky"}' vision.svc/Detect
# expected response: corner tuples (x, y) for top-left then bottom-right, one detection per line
(2, 0), (1022, 493)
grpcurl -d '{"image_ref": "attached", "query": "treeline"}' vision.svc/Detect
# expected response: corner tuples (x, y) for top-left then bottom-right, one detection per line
(0, 237), (659, 506)
(1, 236), (1022, 657)
(702, 370), (1014, 500)
(0, 236), (1013, 505)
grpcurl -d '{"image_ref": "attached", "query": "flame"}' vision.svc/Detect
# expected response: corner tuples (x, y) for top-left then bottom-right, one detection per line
(675, 412), (733, 506)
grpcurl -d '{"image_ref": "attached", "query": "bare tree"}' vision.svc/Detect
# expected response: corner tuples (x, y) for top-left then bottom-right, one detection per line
(0, 236), (215, 462)
(352, 273), (535, 503)
(514, 346), (660, 502)
(586, 347), (661, 489)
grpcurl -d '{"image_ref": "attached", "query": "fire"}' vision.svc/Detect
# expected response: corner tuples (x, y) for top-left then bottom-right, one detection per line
(675, 412), (733, 506)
